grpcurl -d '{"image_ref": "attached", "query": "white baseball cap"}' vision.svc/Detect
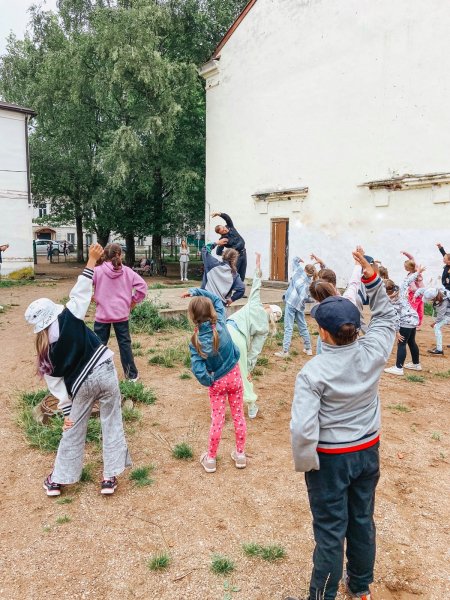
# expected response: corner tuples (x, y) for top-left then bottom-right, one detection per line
(25, 298), (64, 333)
(269, 304), (283, 321)
(420, 287), (439, 301)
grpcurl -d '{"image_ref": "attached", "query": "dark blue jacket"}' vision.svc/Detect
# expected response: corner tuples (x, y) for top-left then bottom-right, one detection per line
(214, 213), (246, 254)
(189, 288), (240, 387)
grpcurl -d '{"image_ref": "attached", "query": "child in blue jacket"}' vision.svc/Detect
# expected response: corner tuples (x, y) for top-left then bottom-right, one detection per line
(182, 288), (247, 473)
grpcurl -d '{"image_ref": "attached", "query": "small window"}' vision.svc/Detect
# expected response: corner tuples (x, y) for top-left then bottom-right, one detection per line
(67, 233), (75, 244)
(85, 234), (92, 246)
(38, 204), (47, 218)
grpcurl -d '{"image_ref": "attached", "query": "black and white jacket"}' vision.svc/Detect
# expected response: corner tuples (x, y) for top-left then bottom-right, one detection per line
(44, 268), (112, 416)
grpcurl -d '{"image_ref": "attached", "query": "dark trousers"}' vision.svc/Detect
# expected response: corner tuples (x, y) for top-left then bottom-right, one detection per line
(305, 444), (380, 600)
(396, 326), (419, 368)
(94, 320), (138, 380)
(237, 249), (247, 281)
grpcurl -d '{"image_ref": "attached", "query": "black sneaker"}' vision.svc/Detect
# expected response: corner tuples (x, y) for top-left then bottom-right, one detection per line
(43, 475), (61, 497)
(427, 348), (444, 355)
(101, 476), (118, 495)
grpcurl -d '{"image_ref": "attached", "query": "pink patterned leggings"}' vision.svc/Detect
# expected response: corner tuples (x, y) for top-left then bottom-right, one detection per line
(207, 364), (247, 459)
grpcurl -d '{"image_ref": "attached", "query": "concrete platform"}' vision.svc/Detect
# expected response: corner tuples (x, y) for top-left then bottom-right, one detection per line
(147, 283), (287, 319)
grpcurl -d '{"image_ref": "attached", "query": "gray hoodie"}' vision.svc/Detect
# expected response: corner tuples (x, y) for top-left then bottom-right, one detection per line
(290, 274), (396, 472)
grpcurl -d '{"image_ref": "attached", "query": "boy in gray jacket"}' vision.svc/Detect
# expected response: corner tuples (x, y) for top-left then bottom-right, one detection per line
(287, 251), (396, 600)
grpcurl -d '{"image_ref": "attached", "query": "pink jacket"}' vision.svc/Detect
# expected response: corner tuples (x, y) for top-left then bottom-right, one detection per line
(93, 262), (147, 323)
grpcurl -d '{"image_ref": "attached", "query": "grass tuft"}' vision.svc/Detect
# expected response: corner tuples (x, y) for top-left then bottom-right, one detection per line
(434, 370), (450, 379)
(256, 356), (269, 367)
(122, 407), (141, 422)
(56, 497), (73, 505)
(147, 552), (171, 571)
(211, 555), (235, 575)
(387, 403), (411, 413)
(148, 345), (191, 369)
(172, 442), (194, 460)
(119, 380), (156, 405)
(431, 431), (442, 441)
(179, 372), (192, 380)
(242, 543), (286, 562)
(130, 465), (154, 487)
(80, 464), (94, 483)
(405, 374), (425, 383)
(56, 515), (71, 525)
(130, 300), (190, 335)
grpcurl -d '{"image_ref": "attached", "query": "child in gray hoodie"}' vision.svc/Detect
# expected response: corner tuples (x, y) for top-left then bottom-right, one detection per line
(287, 251), (396, 600)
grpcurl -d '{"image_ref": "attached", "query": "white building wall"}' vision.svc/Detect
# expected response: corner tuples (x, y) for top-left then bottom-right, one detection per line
(204, 0), (450, 285)
(0, 109), (33, 275)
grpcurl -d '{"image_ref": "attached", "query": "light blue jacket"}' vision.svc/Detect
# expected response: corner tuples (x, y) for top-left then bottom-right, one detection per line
(189, 288), (240, 387)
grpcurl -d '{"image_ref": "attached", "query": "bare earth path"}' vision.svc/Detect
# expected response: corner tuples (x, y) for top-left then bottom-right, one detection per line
(0, 272), (449, 599)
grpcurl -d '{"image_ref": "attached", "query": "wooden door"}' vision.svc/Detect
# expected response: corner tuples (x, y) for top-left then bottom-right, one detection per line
(270, 219), (289, 281)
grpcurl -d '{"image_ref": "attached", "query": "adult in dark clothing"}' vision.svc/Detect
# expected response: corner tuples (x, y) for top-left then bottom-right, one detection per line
(437, 243), (450, 291)
(211, 212), (247, 282)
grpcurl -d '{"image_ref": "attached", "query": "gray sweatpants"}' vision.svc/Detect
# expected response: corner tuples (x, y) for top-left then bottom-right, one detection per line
(52, 360), (132, 484)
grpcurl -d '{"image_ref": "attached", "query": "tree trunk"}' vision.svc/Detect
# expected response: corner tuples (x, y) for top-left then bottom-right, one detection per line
(152, 234), (162, 262)
(125, 233), (135, 266)
(75, 213), (84, 262)
(96, 229), (110, 248)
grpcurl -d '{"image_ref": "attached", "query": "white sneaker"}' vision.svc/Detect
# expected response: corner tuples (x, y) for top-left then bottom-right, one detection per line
(404, 362), (422, 371)
(200, 452), (216, 473)
(384, 366), (404, 376)
(128, 376), (139, 382)
(303, 348), (313, 356)
(248, 403), (259, 419)
(231, 450), (247, 469)
(274, 351), (289, 358)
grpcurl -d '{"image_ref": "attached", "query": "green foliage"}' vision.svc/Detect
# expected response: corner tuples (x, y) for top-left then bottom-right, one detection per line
(130, 465), (154, 487)
(434, 370), (450, 379)
(405, 374), (425, 383)
(172, 442), (194, 460)
(5, 267), (34, 280)
(424, 302), (434, 317)
(122, 407), (141, 422)
(119, 380), (157, 405)
(211, 555), (235, 576)
(179, 372), (192, 380)
(242, 543), (286, 562)
(147, 552), (171, 571)
(21, 390), (48, 407)
(148, 345), (190, 369)
(256, 357), (269, 367)
(431, 431), (442, 441)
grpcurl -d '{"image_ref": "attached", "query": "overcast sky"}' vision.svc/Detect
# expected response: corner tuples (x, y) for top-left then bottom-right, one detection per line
(0, 0), (58, 54)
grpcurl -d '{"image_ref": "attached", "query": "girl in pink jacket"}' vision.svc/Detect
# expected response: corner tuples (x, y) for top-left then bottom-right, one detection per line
(93, 243), (148, 380)
(401, 251), (425, 326)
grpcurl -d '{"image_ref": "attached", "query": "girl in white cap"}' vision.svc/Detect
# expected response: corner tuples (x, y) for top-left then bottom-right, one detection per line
(226, 253), (282, 418)
(25, 244), (131, 497)
(414, 287), (450, 355)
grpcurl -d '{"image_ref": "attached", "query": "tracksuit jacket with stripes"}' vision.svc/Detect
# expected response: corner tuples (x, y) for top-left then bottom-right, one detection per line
(290, 273), (396, 472)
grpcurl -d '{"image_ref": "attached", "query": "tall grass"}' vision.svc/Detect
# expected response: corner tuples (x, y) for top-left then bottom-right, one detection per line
(130, 300), (189, 335)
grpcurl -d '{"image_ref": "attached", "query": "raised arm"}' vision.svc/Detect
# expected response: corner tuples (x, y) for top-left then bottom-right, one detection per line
(437, 243), (446, 257)
(400, 271), (419, 298)
(291, 256), (304, 274)
(202, 245), (222, 272)
(67, 244), (103, 320)
(401, 250), (414, 261)
(219, 212), (234, 229)
(353, 251), (396, 363)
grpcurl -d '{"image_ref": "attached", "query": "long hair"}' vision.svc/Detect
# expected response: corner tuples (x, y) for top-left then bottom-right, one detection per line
(188, 297), (219, 358)
(267, 310), (278, 336)
(36, 328), (53, 377)
(309, 280), (337, 302)
(317, 268), (336, 286)
(222, 248), (239, 273)
(404, 259), (416, 273)
(98, 243), (123, 270)
(181, 240), (188, 249)
(378, 265), (389, 279)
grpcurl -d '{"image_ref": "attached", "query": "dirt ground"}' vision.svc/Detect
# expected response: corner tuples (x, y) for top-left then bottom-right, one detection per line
(0, 268), (449, 600)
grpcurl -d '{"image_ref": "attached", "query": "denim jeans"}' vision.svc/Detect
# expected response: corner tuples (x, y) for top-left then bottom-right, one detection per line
(283, 303), (311, 352)
(94, 320), (138, 379)
(434, 317), (450, 351)
(305, 444), (380, 600)
(52, 360), (131, 483)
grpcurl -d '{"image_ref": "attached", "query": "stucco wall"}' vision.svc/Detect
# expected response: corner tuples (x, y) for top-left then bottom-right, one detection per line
(0, 109), (33, 275)
(204, 0), (450, 285)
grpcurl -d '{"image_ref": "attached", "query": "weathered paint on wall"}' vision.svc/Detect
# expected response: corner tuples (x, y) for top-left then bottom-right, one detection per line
(203, 0), (450, 286)
(0, 108), (33, 275)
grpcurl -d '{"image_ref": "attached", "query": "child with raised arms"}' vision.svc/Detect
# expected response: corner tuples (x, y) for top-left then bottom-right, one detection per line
(25, 244), (131, 497)
(182, 287), (247, 472)
(415, 286), (450, 355)
(401, 250), (425, 325)
(286, 250), (396, 600)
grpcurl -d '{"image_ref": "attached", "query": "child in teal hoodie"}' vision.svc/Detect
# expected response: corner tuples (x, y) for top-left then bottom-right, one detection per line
(183, 287), (246, 473)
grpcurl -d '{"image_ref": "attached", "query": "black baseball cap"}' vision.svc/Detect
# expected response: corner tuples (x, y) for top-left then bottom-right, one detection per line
(311, 296), (361, 335)
(364, 255), (374, 265)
